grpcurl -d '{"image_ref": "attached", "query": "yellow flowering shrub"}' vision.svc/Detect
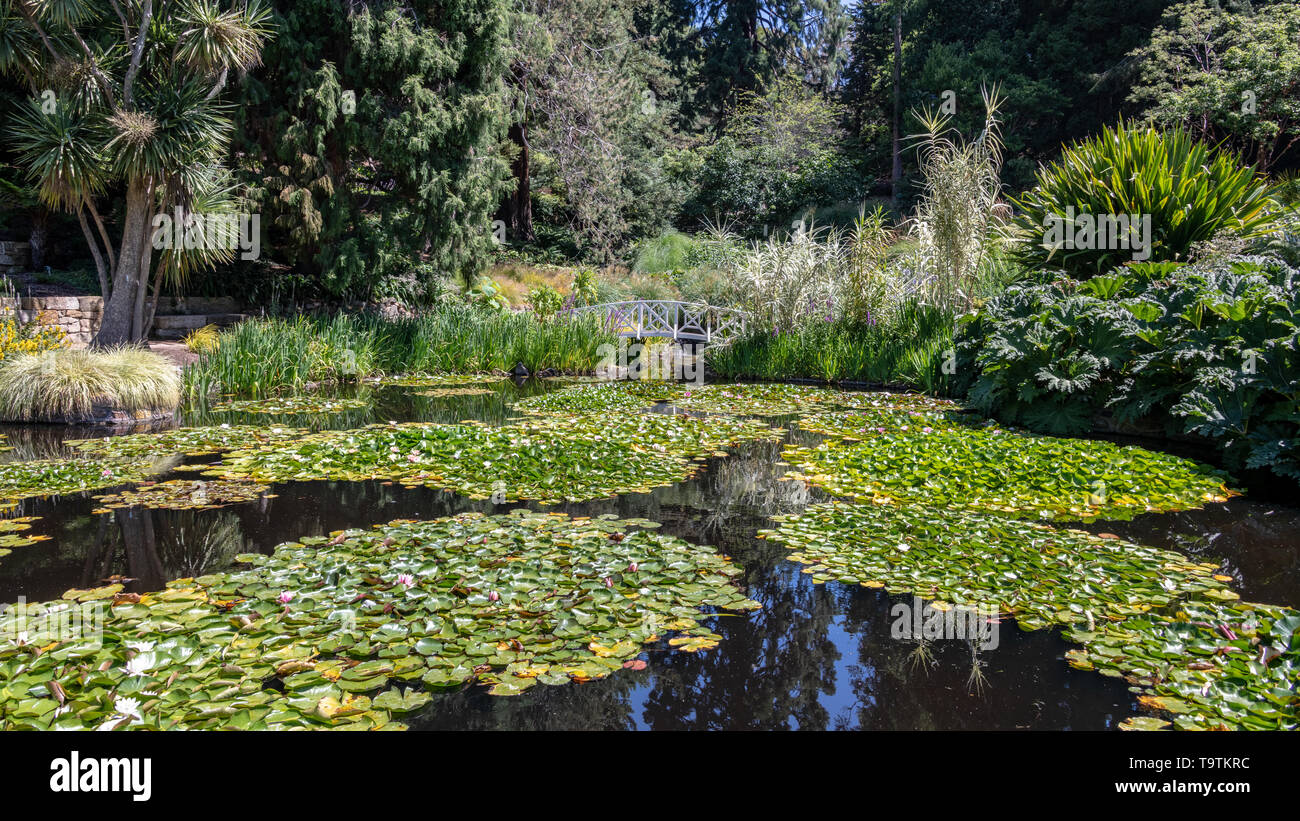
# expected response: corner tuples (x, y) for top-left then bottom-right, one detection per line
(0, 315), (67, 361)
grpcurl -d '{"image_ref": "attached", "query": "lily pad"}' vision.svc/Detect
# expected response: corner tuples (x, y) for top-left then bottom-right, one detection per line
(92, 479), (272, 511)
(211, 396), (370, 415)
(782, 427), (1237, 522)
(0, 511), (758, 730)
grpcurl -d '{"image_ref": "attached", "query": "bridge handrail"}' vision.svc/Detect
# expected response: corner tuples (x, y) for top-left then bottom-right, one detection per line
(565, 299), (750, 318)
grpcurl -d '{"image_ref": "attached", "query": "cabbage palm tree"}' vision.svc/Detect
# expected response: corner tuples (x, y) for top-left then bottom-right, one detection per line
(0, 0), (271, 345)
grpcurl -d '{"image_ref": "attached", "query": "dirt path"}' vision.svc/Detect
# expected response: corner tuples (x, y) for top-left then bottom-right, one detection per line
(149, 340), (200, 368)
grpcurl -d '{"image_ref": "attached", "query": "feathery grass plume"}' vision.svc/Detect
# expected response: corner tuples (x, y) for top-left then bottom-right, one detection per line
(905, 85), (1007, 313)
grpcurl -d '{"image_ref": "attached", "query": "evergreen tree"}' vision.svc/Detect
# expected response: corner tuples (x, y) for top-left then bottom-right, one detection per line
(233, 0), (511, 299)
(1128, 0), (1300, 173)
(842, 0), (1175, 194)
(499, 0), (687, 259)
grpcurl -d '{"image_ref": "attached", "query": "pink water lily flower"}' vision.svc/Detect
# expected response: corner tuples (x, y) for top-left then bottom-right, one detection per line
(488, 590), (500, 602)
(396, 573), (415, 588)
(921, 426), (933, 433)
(277, 591), (294, 605)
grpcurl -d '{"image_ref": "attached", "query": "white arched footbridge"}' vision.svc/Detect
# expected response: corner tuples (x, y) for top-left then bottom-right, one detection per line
(566, 300), (749, 344)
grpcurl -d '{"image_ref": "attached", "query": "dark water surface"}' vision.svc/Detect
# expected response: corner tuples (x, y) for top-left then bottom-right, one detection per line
(2, 379), (1297, 730)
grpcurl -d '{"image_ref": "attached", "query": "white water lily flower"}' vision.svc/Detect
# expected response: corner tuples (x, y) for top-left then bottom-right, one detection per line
(114, 696), (143, 719)
(95, 695), (144, 730)
(122, 652), (157, 676)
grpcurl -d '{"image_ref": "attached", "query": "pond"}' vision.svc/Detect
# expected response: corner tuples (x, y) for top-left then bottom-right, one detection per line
(1, 377), (1296, 730)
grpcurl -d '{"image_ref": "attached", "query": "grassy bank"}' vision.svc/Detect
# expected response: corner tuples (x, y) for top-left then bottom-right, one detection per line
(185, 309), (618, 397)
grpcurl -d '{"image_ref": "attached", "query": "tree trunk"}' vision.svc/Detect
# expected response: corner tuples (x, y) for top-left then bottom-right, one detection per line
(28, 206), (49, 269)
(94, 177), (153, 346)
(77, 207), (111, 300)
(507, 120), (534, 242)
(891, 8), (903, 205)
(131, 227), (153, 339)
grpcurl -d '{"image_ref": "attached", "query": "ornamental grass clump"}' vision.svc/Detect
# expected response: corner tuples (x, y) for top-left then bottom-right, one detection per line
(0, 348), (180, 422)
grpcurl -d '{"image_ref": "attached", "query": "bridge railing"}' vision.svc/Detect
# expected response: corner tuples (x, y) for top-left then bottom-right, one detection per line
(565, 300), (749, 343)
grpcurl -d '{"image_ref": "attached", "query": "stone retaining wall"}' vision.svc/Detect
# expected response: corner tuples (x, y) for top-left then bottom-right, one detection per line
(1, 296), (102, 344)
(1, 295), (243, 345)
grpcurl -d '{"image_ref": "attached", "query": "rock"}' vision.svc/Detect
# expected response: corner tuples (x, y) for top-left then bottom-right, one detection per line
(510, 361), (530, 378)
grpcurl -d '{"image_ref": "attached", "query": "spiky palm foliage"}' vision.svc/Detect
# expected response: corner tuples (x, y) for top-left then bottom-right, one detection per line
(0, 0), (272, 344)
(1011, 122), (1276, 277)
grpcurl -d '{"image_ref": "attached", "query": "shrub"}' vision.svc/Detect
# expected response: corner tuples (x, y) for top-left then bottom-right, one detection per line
(1012, 123), (1276, 277)
(958, 255), (1300, 480)
(527, 284), (564, 317)
(0, 316), (66, 360)
(671, 267), (744, 307)
(466, 276), (511, 312)
(570, 269), (598, 306)
(0, 348), (180, 422)
(632, 232), (695, 273)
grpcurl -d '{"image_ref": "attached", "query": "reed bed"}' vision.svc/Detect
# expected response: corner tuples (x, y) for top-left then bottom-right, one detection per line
(184, 309), (617, 397)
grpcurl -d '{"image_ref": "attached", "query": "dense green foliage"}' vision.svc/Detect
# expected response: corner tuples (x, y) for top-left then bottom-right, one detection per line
(233, 0), (510, 299)
(841, 0), (1179, 193)
(958, 256), (1300, 480)
(1011, 123), (1276, 277)
(682, 77), (859, 233)
(707, 304), (954, 392)
(1128, 1), (1300, 173)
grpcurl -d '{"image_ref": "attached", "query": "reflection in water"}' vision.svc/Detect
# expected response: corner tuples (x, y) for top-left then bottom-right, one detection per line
(0, 380), (1296, 729)
(1080, 501), (1300, 607)
(2, 506), (253, 596)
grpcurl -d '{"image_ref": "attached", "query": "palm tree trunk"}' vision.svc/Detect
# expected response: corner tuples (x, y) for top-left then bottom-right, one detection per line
(94, 176), (153, 346)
